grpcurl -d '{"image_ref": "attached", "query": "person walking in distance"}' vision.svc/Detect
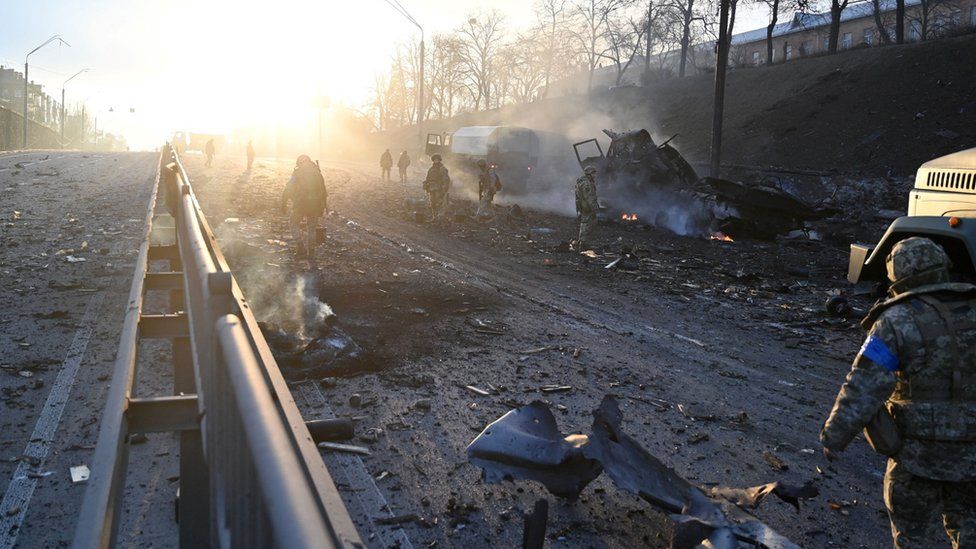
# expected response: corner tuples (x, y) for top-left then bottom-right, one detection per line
(821, 237), (976, 549)
(380, 149), (393, 182)
(280, 155), (328, 258)
(397, 150), (411, 183)
(204, 138), (216, 167)
(575, 165), (599, 251)
(423, 154), (451, 220)
(246, 140), (255, 171)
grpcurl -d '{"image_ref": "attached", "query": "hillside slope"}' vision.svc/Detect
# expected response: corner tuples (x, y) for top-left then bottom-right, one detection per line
(382, 33), (976, 178)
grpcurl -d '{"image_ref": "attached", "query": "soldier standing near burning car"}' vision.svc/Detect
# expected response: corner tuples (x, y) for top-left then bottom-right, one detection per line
(575, 165), (599, 251)
(476, 159), (502, 218)
(424, 154), (451, 219)
(821, 237), (976, 548)
(280, 154), (328, 258)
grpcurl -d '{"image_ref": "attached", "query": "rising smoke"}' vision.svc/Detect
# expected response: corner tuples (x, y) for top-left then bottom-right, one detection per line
(453, 95), (717, 237)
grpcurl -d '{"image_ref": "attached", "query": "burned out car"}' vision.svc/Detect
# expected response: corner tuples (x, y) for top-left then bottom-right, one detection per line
(573, 129), (831, 239)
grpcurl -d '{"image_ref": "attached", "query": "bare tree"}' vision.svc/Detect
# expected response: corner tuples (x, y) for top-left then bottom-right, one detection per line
(871, 0), (894, 43)
(535, 0), (571, 98)
(457, 11), (507, 110)
(668, 0), (708, 76)
(761, 0), (807, 65)
(568, 0), (631, 92)
(827, 0), (850, 53)
(638, 0), (673, 78)
(602, 15), (644, 85)
(911, 0), (962, 40)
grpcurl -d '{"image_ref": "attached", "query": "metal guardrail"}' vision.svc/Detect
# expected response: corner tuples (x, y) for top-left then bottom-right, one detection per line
(73, 145), (362, 548)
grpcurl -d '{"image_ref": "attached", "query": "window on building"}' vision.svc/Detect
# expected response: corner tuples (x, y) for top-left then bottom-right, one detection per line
(802, 40), (813, 55)
(971, 5), (976, 27)
(785, 43), (793, 60)
(822, 35), (831, 52)
(752, 51), (761, 65)
(909, 20), (921, 41)
(14, 89), (22, 98)
(842, 32), (853, 49)
(864, 27), (875, 45)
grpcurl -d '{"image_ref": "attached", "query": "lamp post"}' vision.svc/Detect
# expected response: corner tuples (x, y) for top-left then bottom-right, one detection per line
(384, 1), (424, 145)
(24, 35), (70, 148)
(61, 68), (89, 148)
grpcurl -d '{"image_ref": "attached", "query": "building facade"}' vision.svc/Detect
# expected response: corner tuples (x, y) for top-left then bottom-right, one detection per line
(732, 0), (976, 66)
(0, 65), (61, 130)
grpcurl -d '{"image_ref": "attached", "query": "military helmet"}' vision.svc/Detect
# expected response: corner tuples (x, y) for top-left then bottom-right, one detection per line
(477, 159), (487, 168)
(886, 236), (950, 295)
(584, 165), (597, 175)
(296, 154), (312, 166)
(431, 154), (442, 162)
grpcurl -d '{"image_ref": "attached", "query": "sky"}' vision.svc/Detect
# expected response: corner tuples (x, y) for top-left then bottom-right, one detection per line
(0, 0), (772, 150)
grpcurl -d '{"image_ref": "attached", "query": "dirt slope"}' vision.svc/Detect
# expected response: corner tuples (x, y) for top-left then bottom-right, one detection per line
(381, 33), (976, 178)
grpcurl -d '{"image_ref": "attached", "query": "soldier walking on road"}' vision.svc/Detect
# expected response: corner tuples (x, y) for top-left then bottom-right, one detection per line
(575, 165), (599, 251)
(280, 154), (328, 258)
(821, 237), (976, 549)
(476, 159), (502, 218)
(423, 154), (451, 220)
(397, 150), (411, 183)
(205, 139), (216, 167)
(246, 140), (255, 171)
(380, 149), (393, 181)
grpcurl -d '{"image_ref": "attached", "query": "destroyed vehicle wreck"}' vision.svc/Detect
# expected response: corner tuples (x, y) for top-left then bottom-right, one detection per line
(468, 397), (818, 549)
(574, 130), (834, 239)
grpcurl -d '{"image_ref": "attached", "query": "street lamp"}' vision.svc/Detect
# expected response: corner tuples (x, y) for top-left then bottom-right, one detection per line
(61, 68), (90, 148)
(24, 34), (70, 148)
(383, 0), (424, 144)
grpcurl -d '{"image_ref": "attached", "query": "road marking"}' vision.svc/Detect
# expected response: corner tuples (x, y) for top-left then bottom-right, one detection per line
(0, 292), (104, 549)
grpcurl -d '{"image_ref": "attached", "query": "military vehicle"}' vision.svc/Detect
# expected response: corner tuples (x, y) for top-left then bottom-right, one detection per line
(425, 126), (540, 193)
(849, 147), (976, 283)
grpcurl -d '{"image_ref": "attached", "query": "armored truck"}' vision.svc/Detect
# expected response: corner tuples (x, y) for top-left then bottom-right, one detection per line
(849, 147), (976, 283)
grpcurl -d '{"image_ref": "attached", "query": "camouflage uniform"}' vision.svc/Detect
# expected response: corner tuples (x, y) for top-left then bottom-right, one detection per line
(281, 157), (327, 257)
(476, 166), (501, 218)
(424, 162), (451, 219)
(821, 237), (976, 548)
(575, 170), (599, 250)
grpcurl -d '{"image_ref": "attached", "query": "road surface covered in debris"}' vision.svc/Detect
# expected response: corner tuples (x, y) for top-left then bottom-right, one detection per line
(0, 150), (177, 547)
(187, 152), (896, 548)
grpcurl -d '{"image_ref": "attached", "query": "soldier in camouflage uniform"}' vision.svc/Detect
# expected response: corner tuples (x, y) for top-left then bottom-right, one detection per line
(423, 154), (451, 220)
(821, 237), (976, 548)
(575, 165), (599, 251)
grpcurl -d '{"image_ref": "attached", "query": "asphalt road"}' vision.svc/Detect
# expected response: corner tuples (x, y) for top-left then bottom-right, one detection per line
(0, 150), (175, 548)
(184, 152), (898, 548)
(0, 149), (912, 548)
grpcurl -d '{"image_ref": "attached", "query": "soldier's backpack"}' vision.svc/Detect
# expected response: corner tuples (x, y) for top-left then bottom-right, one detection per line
(295, 162), (328, 215)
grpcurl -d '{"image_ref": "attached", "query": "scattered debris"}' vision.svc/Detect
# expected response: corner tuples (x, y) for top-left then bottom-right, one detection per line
(468, 397), (811, 548)
(317, 442), (371, 456)
(824, 296), (851, 317)
(65, 255), (86, 263)
(763, 451), (790, 471)
(349, 393), (362, 408)
(465, 385), (492, 397)
(539, 385), (573, 393)
(70, 465), (91, 484)
(522, 499), (548, 549)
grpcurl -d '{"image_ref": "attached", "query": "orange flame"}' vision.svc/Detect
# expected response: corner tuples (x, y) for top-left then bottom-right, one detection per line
(709, 232), (734, 242)
(620, 213), (638, 221)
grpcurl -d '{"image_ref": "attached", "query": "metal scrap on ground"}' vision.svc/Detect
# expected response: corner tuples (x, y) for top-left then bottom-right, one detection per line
(467, 396), (818, 548)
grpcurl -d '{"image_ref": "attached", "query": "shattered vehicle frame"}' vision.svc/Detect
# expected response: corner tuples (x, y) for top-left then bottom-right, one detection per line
(467, 396), (816, 549)
(573, 129), (831, 239)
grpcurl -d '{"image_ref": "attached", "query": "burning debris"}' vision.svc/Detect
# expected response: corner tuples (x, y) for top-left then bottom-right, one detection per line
(467, 397), (817, 548)
(574, 129), (834, 239)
